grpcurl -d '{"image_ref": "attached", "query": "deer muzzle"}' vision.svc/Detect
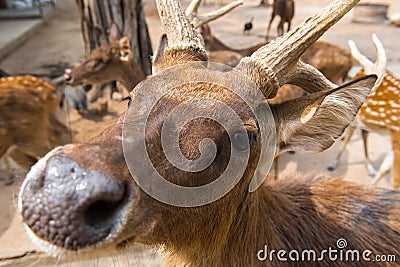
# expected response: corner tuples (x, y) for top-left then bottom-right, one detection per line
(19, 152), (130, 251)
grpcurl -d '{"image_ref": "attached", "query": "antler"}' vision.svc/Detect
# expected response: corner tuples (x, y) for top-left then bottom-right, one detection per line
(236, 0), (361, 99)
(348, 34), (387, 93)
(185, 0), (243, 27)
(157, 0), (208, 66)
(157, 0), (366, 98)
(157, 0), (244, 68)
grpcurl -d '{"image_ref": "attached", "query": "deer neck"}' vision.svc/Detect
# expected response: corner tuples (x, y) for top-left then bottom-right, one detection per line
(212, 181), (327, 266)
(118, 60), (145, 90)
(235, 42), (268, 57)
(163, 176), (399, 266)
(206, 35), (267, 57)
(156, 181), (313, 266)
(159, 184), (297, 266)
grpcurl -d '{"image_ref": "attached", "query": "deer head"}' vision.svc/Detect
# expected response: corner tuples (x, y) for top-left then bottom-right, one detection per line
(64, 23), (145, 90)
(18, 0), (388, 265)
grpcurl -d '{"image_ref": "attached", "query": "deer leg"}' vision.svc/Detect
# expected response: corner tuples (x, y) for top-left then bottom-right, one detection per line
(340, 66), (348, 84)
(371, 151), (393, 186)
(2, 158), (12, 185)
(0, 145), (8, 184)
(392, 131), (400, 188)
(89, 84), (103, 103)
(1, 145), (24, 185)
(327, 124), (355, 171)
(287, 21), (292, 33)
(361, 129), (375, 177)
(1, 145), (17, 185)
(277, 19), (284, 36)
(266, 14), (275, 40)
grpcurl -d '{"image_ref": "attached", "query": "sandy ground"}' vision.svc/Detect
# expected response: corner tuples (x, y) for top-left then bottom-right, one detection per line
(0, 0), (399, 266)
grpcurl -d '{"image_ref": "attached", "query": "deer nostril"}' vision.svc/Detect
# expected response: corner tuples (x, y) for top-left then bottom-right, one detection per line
(65, 76), (72, 83)
(80, 182), (128, 229)
(84, 194), (126, 227)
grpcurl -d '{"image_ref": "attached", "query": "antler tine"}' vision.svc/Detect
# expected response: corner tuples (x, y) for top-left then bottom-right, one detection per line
(372, 34), (387, 91)
(348, 34), (387, 92)
(157, 0), (207, 65)
(236, 0), (361, 99)
(185, 0), (202, 18)
(190, 0), (244, 27)
(348, 41), (373, 71)
(290, 61), (337, 92)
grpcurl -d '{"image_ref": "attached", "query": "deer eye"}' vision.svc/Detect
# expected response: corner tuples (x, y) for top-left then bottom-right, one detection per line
(121, 96), (132, 107)
(84, 59), (105, 70)
(231, 131), (250, 152)
(84, 60), (96, 67)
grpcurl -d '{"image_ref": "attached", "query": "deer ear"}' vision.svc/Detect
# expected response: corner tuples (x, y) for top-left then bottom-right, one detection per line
(271, 75), (377, 154)
(108, 23), (121, 43)
(118, 36), (131, 62)
(152, 34), (169, 75)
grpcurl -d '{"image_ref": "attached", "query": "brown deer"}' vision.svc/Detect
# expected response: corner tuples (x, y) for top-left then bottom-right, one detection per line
(0, 75), (68, 185)
(64, 23), (145, 93)
(301, 40), (353, 84)
(266, 0), (295, 40)
(328, 37), (400, 188)
(18, 0), (398, 266)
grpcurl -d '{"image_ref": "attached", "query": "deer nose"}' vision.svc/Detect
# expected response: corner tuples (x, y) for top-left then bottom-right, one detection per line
(64, 69), (73, 83)
(20, 155), (128, 250)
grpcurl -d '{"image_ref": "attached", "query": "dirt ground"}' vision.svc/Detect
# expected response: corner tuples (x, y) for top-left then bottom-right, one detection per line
(0, 0), (399, 266)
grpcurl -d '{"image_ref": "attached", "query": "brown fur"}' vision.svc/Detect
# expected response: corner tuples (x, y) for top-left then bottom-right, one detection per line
(0, 76), (67, 183)
(302, 41), (353, 84)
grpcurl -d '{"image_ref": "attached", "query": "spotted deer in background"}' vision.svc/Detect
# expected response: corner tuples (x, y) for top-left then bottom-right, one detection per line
(0, 75), (68, 185)
(328, 38), (400, 188)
